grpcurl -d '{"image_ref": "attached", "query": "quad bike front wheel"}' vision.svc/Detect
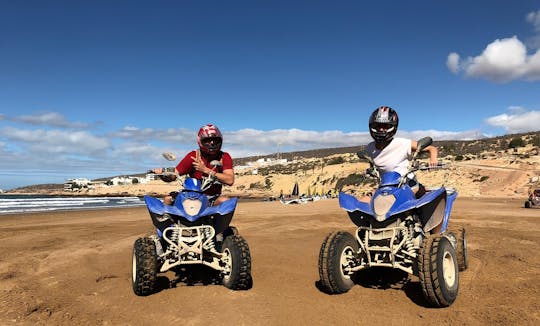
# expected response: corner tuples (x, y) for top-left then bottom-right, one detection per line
(221, 235), (252, 290)
(419, 235), (459, 307)
(524, 201), (531, 208)
(318, 231), (359, 294)
(448, 226), (468, 271)
(132, 237), (159, 296)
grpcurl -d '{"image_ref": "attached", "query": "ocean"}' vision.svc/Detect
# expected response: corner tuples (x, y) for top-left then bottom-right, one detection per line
(0, 194), (147, 214)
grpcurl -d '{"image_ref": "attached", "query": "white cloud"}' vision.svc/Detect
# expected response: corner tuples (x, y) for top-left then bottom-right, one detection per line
(8, 112), (90, 128)
(222, 128), (486, 159)
(0, 114), (532, 189)
(448, 9), (540, 82)
(446, 53), (460, 74)
(111, 126), (194, 143)
(485, 108), (540, 134)
(400, 129), (485, 142)
(527, 10), (540, 35)
(0, 127), (111, 154)
(224, 128), (371, 156)
(448, 36), (540, 82)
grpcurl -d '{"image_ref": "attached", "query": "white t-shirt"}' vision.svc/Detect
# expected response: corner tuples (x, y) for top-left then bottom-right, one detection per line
(366, 137), (412, 176)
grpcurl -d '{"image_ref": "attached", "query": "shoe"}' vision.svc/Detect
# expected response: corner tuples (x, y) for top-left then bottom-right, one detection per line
(215, 233), (224, 251)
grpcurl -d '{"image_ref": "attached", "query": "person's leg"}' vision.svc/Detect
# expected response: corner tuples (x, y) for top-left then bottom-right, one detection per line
(163, 191), (178, 205)
(163, 195), (174, 205)
(407, 176), (427, 199)
(212, 195), (229, 206)
(415, 184), (426, 198)
(359, 192), (372, 203)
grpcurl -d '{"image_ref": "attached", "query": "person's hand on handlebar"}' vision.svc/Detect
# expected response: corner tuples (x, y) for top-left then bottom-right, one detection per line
(152, 168), (164, 174)
(151, 167), (176, 174)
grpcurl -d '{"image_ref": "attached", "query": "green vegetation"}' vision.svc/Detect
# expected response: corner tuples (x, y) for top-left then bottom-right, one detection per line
(249, 182), (265, 190)
(326, 156), (345, 165)
(508, 137), (525, 149)
(335, 173), (368, 190)
(264, 177), (273, 189)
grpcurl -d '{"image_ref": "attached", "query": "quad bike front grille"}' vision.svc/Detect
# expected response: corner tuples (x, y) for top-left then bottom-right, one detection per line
(355, 224), (419, 274)
(159, 225), (223, 272)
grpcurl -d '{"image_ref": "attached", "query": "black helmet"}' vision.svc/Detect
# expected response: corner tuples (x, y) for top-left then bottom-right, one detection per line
(369, 106), (399, 143)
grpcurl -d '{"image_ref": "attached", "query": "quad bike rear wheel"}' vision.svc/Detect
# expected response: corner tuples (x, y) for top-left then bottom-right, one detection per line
(318, 231), (359, 294)
(132, 237), (159, 296)
(418, 235), (459, 307)
(221, 235), (252, 290)
(524, 201), (531, 208)
(448, 226), (468, 271)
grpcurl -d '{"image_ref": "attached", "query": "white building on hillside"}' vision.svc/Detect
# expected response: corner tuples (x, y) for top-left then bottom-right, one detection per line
(108, 176), (149, 186)
(64, 178), (92, 191)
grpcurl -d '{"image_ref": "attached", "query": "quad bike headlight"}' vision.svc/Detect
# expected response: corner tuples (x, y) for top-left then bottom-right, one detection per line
(373, 193), (396, 222)
(182, 198), (202, 216)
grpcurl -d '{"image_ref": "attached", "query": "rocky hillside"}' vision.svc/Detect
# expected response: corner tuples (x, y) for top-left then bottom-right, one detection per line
(8, 131), (540, 198)
(234, 131), (540, 164)
(228, 146), (540, 199)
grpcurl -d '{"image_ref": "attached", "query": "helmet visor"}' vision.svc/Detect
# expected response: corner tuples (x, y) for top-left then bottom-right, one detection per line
(371, 123), (394, 132)
(201, 137), (222, 145)
(201, 137), (222, 151)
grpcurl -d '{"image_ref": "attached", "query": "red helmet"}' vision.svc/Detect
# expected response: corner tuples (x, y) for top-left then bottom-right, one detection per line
(369, 106), (399, 143)
(197, 124), (223, 155)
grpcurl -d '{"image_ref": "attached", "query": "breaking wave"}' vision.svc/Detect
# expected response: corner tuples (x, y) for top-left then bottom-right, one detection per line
(0, 195), (146, 214)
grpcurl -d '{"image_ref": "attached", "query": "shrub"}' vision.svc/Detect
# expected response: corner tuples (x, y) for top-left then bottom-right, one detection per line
(335, 173), (366, 190)
(326, 156), (345, 165)
(249, 182), (265, 190)
(264, 177), (273, 189)
(508, 137), (525, 149)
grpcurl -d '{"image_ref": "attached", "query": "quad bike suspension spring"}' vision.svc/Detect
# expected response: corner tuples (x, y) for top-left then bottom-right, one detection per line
(170, 228), (180, 242)
(203, 227), (215, 251)
(165, 228), (180, 254)
(400, 227), (415, 257)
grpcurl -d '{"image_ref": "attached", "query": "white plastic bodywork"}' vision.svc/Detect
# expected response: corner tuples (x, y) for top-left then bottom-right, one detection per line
(348, 217), (422, 275)
(159, 225), (224, 272)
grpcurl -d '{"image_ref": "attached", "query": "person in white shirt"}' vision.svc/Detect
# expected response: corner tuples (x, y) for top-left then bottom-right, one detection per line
(362, 106), (438, 201)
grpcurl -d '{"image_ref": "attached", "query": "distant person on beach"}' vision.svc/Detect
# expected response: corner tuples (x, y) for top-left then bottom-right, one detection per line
(152, 123), (234, 206)
(360, 106), (438, 201)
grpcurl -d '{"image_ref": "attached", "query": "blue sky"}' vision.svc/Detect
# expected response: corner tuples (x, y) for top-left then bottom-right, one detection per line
(1, 1), (539, 190)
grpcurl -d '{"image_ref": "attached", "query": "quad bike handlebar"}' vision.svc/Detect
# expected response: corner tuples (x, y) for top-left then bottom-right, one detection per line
(358, 137), (446, 184)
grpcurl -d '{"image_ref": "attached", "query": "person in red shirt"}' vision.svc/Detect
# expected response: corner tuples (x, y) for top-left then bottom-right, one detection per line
(153, 124), (234, 206)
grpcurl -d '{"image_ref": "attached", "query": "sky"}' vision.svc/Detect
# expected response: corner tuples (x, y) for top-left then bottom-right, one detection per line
(1, 1), (539, 190)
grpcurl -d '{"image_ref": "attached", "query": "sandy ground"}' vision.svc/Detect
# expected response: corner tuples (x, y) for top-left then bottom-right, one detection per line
(1, 196), (539, 325)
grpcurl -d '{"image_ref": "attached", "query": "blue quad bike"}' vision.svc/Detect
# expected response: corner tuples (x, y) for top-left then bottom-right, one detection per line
(318, 137), (468, 307)
(132, 176), (252, 296)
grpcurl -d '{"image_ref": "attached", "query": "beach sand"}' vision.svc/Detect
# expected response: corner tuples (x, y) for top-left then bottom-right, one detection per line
(0, 197), (539, 325)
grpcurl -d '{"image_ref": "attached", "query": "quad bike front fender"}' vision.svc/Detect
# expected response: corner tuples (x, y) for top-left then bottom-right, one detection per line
(339, 192), (372, 215)
(339, 192), (373, 227)
(144, 195), (238, 218)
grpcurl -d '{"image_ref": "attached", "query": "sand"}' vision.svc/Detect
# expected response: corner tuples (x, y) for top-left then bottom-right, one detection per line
(0, 196), (539, 325)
